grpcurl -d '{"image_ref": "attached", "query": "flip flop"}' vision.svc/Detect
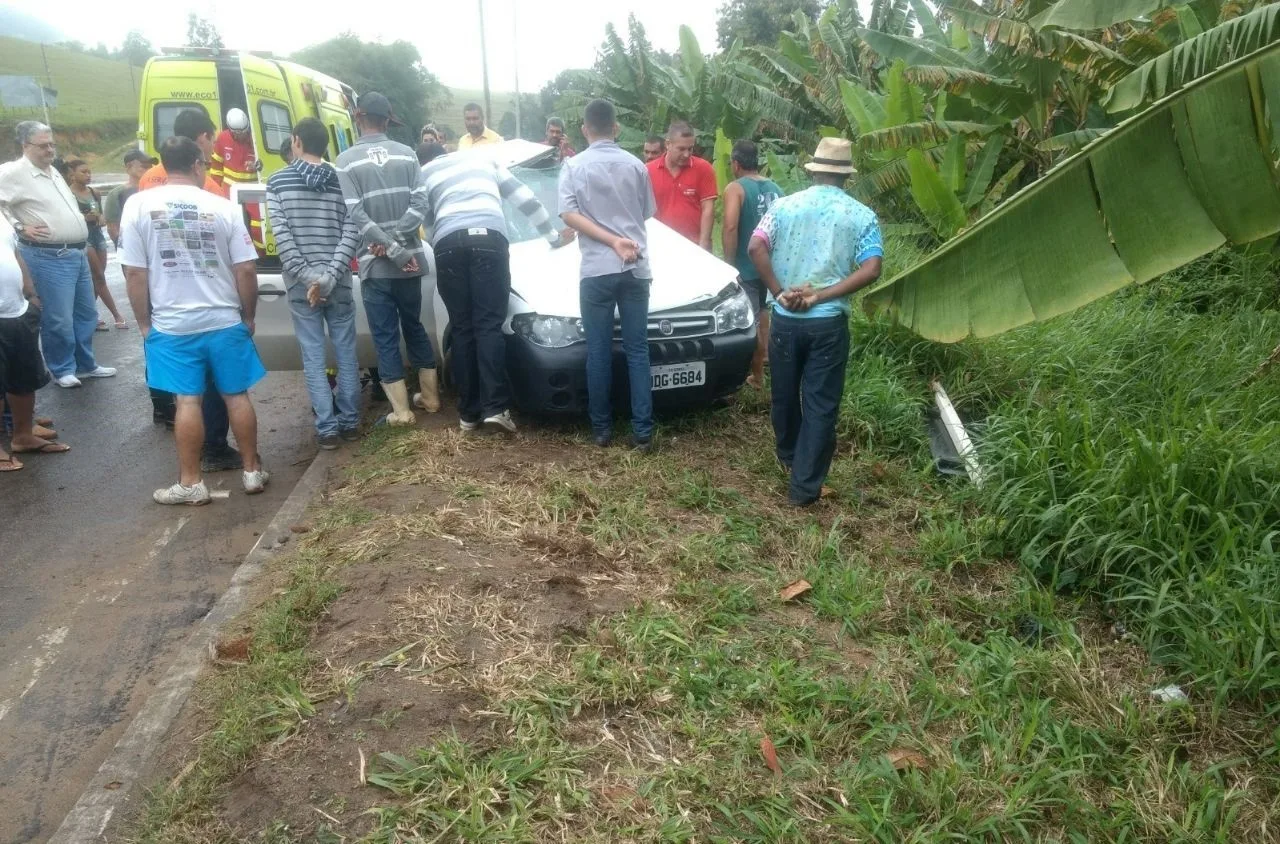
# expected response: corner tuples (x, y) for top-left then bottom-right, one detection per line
(13, 441), (71, 454)
(0, 455), (22, 472)
(96, 320), (109, 332)
(114, 321), (129, 329)
(33, 425), (57, 439)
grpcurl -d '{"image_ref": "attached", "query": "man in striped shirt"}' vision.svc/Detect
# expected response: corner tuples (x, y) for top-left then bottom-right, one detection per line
(265, 117), (362, 449)
(335, 92), (437, 427)
(419, 143), (573, 434)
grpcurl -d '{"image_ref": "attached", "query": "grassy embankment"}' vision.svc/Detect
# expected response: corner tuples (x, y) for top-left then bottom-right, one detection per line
(122, 240), (1280, 842)
(0, 36), (138, 166)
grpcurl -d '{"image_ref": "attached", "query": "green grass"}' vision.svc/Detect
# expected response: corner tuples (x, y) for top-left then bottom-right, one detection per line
(0, 36), (137, 126)
(851, 242), (1280, 707)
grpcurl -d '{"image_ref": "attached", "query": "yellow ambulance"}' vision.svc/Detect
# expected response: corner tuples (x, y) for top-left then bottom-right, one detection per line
(135, 49), (357, 259)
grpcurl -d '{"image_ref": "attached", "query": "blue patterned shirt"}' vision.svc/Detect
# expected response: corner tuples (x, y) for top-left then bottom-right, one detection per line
(752, 185), (883, 319)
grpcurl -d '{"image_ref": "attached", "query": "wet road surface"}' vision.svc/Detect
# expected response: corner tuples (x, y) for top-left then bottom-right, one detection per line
(0, 253), (318, 843)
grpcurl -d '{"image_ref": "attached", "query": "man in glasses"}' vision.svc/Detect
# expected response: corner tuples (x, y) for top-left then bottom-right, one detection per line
(0, 121), (116, 388)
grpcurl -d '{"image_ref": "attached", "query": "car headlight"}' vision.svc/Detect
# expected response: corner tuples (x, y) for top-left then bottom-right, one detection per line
(511, 313), (586, 348)
(713, 285), (755, 333)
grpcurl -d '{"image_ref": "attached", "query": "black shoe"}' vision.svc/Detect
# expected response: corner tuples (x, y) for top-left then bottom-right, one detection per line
(318, 434), (341, 450)
(339, 428), (360, 443)
(631, 437), (654, 455)
(201, 445), (243, 473)
(593, 433), (613, 448)
(787, 496), (818, 509)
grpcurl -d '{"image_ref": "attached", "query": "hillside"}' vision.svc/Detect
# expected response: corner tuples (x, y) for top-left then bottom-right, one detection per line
(0, 36), (137, 127)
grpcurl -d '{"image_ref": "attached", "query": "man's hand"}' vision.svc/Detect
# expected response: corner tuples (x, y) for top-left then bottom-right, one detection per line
(779, 285), (818, 312)
(612, 238), (641, 264)
(403, 257), (421, 274)
(138, 322), (151, 338)
(554, 228), (577, 248)
(23, 224), (51, 241)
(307, 283), (325, 308)
(243, 318), (256, 336)
(369, 243), (388, 258)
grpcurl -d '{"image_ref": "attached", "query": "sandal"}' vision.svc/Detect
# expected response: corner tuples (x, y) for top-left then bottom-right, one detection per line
(96, 320), (109, 332)
(0, 454), (22, 472)
(115, 320), (129, 329)
(13, 441), (71, 454)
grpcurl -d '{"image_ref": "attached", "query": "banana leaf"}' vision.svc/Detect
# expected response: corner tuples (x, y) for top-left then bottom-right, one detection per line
(864, 38), (1280, 342)
(1032, 0), (1171, 31)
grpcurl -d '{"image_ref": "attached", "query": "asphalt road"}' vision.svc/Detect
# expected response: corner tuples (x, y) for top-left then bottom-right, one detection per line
(0, 253), (318, 843)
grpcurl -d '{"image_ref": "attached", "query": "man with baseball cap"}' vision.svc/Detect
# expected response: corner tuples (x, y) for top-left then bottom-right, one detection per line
(104, 149), (157, 247)
(747, 137), (883, 508)
(336, 92), (437, 428)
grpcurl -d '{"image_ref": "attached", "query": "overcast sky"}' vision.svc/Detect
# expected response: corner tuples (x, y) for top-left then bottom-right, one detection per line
(27, 0), (728, 92)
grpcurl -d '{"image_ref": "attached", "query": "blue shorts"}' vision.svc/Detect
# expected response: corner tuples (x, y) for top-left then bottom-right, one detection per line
(144, 322), (266, 397)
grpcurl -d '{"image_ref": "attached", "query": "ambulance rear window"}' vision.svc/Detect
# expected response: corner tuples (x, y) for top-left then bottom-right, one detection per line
(154, 103), (212, 146)
(257, 101), (293, 153)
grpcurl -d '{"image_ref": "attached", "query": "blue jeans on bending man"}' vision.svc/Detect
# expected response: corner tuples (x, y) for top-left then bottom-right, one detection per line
(580, 270), (653, 444)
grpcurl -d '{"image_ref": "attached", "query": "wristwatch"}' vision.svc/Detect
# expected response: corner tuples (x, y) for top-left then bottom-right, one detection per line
(12, 221), (25, 236)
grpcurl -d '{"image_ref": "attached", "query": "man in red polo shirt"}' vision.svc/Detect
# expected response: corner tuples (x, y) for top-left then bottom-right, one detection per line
(647, 122), (717, 250)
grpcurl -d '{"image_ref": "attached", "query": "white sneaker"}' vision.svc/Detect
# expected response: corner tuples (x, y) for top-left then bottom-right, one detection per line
(243, 468), (270, 495)
(154, 480), (211, 506)
(459, 419), (480, 432)
(54, 373), (82, 388)
(483, 410), (517, 434)
(76, 366), (117, 379)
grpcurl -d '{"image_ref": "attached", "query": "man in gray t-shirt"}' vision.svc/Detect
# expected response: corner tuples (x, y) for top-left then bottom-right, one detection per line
(558, 98), (658, 451)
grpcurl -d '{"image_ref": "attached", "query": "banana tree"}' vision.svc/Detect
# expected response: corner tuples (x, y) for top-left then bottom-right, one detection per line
(864, 4), (1280, 342)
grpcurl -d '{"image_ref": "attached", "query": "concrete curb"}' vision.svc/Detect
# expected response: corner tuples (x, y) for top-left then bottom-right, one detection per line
(49, 450), (338, 843)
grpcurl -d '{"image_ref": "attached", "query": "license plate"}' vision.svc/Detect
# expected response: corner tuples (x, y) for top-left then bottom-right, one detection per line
(651, 361), (706, 391)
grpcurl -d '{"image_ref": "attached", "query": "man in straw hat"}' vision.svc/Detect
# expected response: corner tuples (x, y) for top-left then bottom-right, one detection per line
(747, 137), (883, 508)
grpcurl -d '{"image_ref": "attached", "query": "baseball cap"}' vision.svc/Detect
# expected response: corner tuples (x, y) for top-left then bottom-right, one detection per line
(123, 149), (158, 167)
(356, 92), (403, 126)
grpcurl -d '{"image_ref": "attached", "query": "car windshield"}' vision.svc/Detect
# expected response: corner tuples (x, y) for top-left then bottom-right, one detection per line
(501, 161), (563, 244)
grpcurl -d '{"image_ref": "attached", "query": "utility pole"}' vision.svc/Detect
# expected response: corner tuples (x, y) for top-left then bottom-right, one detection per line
(513, 0), (521, 139)
(478, 0), (492, 122)
(39, 43), (53, 127)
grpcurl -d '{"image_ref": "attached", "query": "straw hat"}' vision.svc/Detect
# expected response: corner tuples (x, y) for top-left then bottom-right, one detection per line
(804, 137), (856, 175)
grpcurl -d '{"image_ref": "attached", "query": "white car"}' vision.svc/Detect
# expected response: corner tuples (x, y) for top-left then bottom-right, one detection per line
(243, 140), (757, 414)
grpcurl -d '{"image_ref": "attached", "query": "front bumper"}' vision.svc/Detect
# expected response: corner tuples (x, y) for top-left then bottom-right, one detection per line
(506, 329), (756, 415)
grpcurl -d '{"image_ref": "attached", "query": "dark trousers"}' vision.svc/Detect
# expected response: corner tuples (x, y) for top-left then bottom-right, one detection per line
(149, 374), (230, 452)
(769, 312), (849, 504)
(580, 271), (652, 440)
(434, 228), (511, 422)
(361, 276), (436, 384)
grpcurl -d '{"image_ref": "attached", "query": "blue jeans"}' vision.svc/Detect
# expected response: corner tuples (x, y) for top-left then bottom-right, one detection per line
(580, 271), (652, 440)
(18, 244), (98, 377)
(360, 276), (435, 384)
(769, 312), (850, 505)
(289, 296), (360, 436)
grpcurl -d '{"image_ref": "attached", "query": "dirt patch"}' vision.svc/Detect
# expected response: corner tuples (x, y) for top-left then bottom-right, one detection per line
(204, 435), (641, 839)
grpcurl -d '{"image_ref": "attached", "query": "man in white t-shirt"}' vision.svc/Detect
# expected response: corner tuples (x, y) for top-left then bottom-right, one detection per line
(120, 136), (269, 505)
(1, 216), (70, 471)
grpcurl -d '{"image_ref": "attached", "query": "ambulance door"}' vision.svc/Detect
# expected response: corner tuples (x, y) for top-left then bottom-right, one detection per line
(239, 55), (293, 260)
(139, 58), (219, 160)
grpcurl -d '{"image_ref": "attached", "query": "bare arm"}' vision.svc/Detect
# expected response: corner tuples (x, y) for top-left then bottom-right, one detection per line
(789, 257), (883, 311)
(699, 197), (716, 251)
(124, 266), (151, 334)
(721, 182), (743, 265)
(233, 260), (258, 330)
(15, 248), (38, 307)
(748, 235), (784, 299)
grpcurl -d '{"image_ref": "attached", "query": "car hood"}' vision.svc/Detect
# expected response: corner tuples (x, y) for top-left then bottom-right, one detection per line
(509, 220), (739, 317)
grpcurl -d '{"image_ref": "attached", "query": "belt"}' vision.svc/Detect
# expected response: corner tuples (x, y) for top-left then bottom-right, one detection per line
(19, 237), (87, 251)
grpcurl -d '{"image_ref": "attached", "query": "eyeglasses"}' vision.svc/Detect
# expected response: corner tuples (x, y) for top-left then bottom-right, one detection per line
(25, 142), (56, 151)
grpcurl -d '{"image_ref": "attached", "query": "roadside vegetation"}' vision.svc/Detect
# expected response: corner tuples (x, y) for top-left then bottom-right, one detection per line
(124, 1), (1280, 839)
